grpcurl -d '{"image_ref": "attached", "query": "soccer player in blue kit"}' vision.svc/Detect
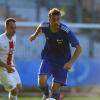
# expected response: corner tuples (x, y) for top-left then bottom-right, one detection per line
(30, 8), (81, 100)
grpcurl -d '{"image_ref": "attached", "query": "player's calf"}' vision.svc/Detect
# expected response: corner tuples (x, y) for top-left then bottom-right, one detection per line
(38, 75), (50, 99)
(9, 88), (18, 100)
(9, 84), (21, 100)
(51, 83), (61, 100)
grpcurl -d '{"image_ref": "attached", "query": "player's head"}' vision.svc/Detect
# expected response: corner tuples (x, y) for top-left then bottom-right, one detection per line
(5, 18), (16, 36)
(48, 8), (61, 25)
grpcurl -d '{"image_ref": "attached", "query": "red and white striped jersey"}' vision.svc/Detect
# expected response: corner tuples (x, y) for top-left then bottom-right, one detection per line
(0, 33), (16, 66)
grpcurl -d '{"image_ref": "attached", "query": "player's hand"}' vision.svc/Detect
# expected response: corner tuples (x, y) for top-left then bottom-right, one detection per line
(29, 35), (35, 42)
(5, 65), (15, 73)
(64, 61), (72, 70)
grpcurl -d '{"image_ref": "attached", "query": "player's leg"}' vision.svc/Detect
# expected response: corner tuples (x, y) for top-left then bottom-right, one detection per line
(12, 67), (22, 90)
(9, 84), (22, 100)
(51, 67), (68, 100)
(0, 68), (17, 100)
(38, 60), (52, 99)
(38, 75), (50, 97)
(51, 82), (61, 100)
(9, 68), (22, 100)
(9, 88), (18, 100)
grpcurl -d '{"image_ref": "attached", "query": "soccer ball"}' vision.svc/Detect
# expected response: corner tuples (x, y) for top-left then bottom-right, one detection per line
(46, 98), (56, 100)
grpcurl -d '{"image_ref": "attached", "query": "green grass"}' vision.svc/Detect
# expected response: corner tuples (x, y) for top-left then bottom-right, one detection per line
(0, 97), (100, 100)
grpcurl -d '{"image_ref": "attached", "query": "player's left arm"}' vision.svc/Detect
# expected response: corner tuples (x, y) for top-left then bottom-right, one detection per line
(29, 24), (42, 42)
(64, 29), (82, 70)
(70, 44), (81, 64)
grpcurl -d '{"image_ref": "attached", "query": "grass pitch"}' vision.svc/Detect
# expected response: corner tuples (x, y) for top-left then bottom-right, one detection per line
(0, 97), (100, 100)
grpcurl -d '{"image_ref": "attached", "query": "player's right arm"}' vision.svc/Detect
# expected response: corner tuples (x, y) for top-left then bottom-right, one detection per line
(29, 25), (42, 42)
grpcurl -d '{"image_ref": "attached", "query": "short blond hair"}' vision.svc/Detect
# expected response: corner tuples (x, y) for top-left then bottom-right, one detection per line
(48, 8), (61, 18)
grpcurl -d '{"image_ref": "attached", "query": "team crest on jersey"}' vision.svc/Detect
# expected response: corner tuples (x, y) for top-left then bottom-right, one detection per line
(57, 39), (64, 44)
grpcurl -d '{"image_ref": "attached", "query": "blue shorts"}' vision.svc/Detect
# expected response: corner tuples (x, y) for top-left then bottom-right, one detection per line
(38, 59), (68, 86)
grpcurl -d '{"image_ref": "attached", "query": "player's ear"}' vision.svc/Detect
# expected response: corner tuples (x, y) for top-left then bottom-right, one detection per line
(48, 18), (50, 22)
(48, 14), (52, 21)
(48, 15), (50, 21)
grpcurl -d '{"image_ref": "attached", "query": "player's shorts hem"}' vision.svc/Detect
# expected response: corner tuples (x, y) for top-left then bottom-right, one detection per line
(5, 86), (16, 92)
(38, 73), (48, 75)
(53, 80), (66, 86)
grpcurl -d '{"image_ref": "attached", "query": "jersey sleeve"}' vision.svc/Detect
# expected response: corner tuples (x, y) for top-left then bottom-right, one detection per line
(39, 22), (49, 33)
(61, 23), (79, 47)
(67, 29), (79, 47)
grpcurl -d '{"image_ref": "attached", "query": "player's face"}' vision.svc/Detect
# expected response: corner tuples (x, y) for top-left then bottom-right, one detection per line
(6, 21), (16, 36)
(49, 15), (60, 26)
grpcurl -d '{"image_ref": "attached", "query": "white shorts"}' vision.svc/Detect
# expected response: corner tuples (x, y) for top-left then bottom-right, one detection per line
(0, 67), (21, 91)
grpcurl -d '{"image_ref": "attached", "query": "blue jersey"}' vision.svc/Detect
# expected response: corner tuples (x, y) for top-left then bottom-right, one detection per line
(40, 22), (79, 65)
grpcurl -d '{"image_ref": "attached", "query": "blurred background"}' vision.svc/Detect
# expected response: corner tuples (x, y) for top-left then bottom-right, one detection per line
(0, 0), (100, 99)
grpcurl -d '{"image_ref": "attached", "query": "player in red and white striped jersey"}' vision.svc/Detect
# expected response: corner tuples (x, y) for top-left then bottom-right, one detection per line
(0, 18), (21, 100)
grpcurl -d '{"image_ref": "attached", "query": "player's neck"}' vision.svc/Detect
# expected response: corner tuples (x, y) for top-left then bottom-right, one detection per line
(6, 32), (12, 40)
(50, 24), (59, 33)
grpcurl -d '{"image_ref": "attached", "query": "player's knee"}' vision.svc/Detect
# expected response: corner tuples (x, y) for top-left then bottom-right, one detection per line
(52, 86), (60, 92)
(8, 84), (21, 96)
(39, 79), (47, 87)
(11, 88), (17, 96)
(52, 83), (61, 92)
(38, 75), (47, 87)
(4, 84), (15, 92)
(16, 84), (22, 90)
